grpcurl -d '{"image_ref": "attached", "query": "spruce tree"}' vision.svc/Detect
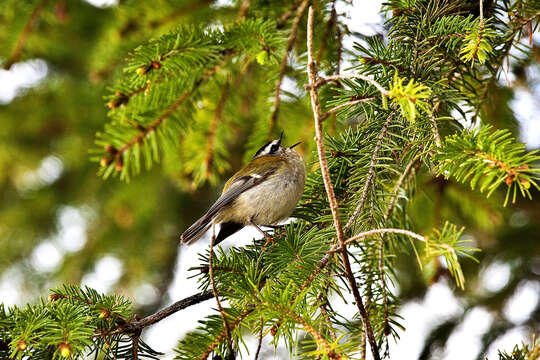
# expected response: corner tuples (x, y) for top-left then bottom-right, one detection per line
(1, 0), (539, 359)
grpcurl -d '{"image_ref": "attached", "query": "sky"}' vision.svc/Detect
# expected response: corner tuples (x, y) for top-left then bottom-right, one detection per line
(1, 0), (539, 359)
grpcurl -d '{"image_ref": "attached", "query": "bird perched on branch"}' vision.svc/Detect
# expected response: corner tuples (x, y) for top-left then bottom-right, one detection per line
(181, 132), (305, 246)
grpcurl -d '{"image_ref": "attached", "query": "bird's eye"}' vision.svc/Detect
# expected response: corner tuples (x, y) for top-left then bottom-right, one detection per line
(270, 144), (279, 153)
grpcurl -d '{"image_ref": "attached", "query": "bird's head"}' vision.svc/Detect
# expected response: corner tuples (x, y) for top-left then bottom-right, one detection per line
(252, 131), (301, 159)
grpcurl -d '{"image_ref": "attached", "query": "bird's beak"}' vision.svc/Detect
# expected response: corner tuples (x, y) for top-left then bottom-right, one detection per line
(289, 141), (301, 149)
(278, 131), (284, 146)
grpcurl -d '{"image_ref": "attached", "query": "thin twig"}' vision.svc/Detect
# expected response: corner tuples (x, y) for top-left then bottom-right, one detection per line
(268, 0), (310, 138)
(3, 0), (49, 70)
(306, 7), (381, 360)
(209, 223), (233, 355)
(321, 97), (376, 121)
(344, 113), (393, 231)
(123, 291), (213, 332)
(307, 74), (390, 96)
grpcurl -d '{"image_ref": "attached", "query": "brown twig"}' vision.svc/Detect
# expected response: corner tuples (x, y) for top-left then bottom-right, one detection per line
(268, 0), (310, 138)
(321, 97), (377, 121)
(122, 291), (213, 332)
(344, 113), (393, 231)
(3, 0), (49, 70)
(204, 81), (230, 178)
(209, 223), (233, 355)
(306, 7), (381, 360)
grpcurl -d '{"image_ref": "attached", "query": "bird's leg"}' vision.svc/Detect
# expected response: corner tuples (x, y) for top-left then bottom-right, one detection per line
(250, 220), (274, 248)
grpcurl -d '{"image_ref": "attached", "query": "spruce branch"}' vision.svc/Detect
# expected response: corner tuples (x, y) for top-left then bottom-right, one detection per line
(306, 7), (381, 360)
(344, 113), (393, 231)
(3, 0), (49, 70)
(434, 125), (540, 205)
(269, 0), (310, 138)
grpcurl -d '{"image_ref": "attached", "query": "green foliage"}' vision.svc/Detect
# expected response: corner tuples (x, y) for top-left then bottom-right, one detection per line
(1, 0), (539, 359)
(434, 125), (540, 205)
(0, 285), (160, 360)
(388, 73), (432, 123)
(460, 21), (495, 65)
(92, 18), (284, 182)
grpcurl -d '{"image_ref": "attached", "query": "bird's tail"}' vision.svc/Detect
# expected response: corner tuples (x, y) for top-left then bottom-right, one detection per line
(181, 214), (213, 245)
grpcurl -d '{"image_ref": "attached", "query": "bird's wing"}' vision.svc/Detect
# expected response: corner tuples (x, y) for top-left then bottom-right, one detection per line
(205, 168), (277, 218)
(181, 160), (282, 244)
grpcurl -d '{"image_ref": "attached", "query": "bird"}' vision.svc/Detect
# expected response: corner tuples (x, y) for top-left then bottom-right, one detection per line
(181, 132), (305, 246)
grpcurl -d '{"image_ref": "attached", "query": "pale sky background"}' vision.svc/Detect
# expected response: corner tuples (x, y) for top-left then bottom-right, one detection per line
(1, 0), (539, 359)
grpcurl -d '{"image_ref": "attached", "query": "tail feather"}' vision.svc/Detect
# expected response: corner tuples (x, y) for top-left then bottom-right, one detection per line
(181, 215), (212, 245)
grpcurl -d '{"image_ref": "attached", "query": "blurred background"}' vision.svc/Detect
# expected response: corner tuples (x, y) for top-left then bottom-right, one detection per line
(0, 0), (539, 359)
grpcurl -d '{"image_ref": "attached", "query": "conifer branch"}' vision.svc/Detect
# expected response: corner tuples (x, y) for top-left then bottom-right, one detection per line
(3, 0), (49, 70)
(321, 97), (377, 121)
(344, 113), (393, 231)
(306, 7), (381, 360)
(269, 0), (310, 138)
(106, 63), (221, 167)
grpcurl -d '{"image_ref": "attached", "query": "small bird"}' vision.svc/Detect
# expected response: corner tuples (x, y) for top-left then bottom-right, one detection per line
(181, 132), (305, 246)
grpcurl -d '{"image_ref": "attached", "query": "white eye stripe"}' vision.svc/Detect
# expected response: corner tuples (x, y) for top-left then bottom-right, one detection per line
(251, 174), (262, 179)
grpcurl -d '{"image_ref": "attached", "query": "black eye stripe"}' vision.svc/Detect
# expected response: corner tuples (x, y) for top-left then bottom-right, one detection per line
(253, 141), (272, 158)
